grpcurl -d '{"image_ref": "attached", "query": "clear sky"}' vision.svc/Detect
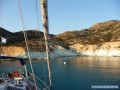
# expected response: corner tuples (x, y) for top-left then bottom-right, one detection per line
(1, 0), (120, 35)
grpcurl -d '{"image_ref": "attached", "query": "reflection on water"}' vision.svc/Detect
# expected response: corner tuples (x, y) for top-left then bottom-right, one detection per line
(0, 56), (120, 90)
(0, 61), (22, 73)
(51, 56), (120, 90)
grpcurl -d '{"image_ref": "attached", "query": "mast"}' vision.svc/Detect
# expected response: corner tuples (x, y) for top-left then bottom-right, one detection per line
(40, 0), (52, 86)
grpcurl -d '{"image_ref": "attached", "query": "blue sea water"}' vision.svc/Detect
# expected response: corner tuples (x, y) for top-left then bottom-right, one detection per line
(0, 56), (120, 90)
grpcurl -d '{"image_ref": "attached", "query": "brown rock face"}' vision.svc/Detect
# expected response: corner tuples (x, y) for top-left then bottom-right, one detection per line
(1, 46), (25, 57)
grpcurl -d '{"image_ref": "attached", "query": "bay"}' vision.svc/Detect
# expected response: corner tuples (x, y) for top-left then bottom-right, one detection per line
(0, 56), (120, 90)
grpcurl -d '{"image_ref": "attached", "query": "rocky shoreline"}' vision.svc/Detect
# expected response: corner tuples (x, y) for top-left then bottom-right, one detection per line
(1, 20), (120, 59)
(1, 41), (120, 60)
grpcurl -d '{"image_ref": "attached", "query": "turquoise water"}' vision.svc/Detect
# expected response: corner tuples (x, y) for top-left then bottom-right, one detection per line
(0, 56), (120, 90)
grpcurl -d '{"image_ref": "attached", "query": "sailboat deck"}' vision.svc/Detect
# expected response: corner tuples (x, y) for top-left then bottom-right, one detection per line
(27, 81), (37, 90)
(0, 78), (40, 90)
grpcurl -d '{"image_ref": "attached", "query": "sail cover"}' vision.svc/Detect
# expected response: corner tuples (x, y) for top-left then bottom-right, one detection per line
(0, 56), (25, 65)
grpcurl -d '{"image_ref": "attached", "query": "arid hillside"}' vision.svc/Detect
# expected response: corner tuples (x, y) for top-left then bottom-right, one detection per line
(56, 20), (120, 45)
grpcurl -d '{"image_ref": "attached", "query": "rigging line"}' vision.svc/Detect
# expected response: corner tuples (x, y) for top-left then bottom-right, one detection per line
(34, 0), (44, 60)
(16, 0), (37, 90)
(35, 75), (50, 90)
(42, 58), (47, 83)
(29, 72), (50, 90)
(37, 70), (54, 78)
(34, 0), (47, 84)
(0, 0), (3, 56)
(35, 0), (47, 84)
(34, 0), (41, 31)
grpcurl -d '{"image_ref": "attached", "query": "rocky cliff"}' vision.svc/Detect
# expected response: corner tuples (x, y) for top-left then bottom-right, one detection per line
(1, 46), (25, 57)
(70, 42), (120, 56)
(1, 20), (120, 57)
(56, 20), (120, 56)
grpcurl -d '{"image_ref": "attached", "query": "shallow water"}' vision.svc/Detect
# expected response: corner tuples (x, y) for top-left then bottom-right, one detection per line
(0, 56), (120, 90)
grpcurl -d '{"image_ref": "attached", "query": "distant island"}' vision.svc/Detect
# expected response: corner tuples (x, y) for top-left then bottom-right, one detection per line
(0, 20), (120, 58)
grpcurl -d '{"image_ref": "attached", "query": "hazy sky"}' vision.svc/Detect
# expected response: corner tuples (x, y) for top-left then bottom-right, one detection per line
(1, 0), (120, 34)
